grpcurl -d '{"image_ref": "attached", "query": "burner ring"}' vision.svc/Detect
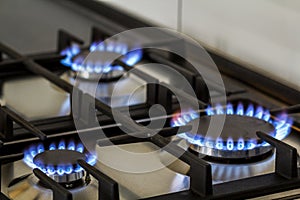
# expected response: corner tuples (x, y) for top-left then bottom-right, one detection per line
(190, 143), (274, 161)
(33, 150), (86, 183)
(186, 115), (276, 160)
(47, 170), (85, 183)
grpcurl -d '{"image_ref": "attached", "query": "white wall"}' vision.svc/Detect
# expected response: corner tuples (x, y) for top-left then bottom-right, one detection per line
(103, 0), (179, 29)
(102, 0), (300, 90)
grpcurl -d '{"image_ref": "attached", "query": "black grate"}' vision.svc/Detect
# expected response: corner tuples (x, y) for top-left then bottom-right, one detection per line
(0, 153), (24, 200)
(0, 28), (212, 199)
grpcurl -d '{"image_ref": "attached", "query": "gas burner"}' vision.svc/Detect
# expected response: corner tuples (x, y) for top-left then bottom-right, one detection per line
(171, 102), (293, 162)
(33, 150), (85, 183)
(187, 115), (275, 161)
(23, 140), (96, 184)
(60, 41), (142, 81)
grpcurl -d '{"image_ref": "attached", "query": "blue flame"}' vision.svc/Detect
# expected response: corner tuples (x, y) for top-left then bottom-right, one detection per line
(86, 155), (97, 166)
(36, 144), (44, 153)
(236, 103), (244, 115)
(226, 103), (234, 115)
(68, 141), (75, 151)
(171, 103), (293, 151)
(216, 104), (224, 115)
(246, 104), (254, 117)
(58, 140), (66, 150)
(23, 140), (97, 177)
(263, 110), (271, 122)
(216, 138), (223, 150)
(49, 142), (56, 150)
(226, 138), (234, 150)
(170, 110), (199, 127)
(57, 165), (65, 176)
(47, 165), (56, 175)
(76, 143), (84, 153)
(121, 49), (143, 66)
(255, 106), (264, 119)
(205, 105), (215, 116)
(60, 41), (142, 74)
(60, 43), (81, 66)
(65, 165), (73, 174)
(237, 138), (245, 150)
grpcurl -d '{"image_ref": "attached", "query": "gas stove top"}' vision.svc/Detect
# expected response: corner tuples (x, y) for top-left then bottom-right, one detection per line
(1, 0), (300, 200)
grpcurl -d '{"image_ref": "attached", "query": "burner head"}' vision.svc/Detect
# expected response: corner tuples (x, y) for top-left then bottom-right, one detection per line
(188, 115), (275, 160)
(33, 150), (86, 183)
(170, 103), (293, 162)
(23, 140), (97, 184)
(60, 42), (143, 81)
(71, 50), (125, 81)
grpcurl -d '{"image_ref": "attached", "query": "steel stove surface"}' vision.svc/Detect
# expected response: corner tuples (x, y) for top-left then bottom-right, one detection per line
(3, 129), (300, 199)
(1, 0), (300, 200)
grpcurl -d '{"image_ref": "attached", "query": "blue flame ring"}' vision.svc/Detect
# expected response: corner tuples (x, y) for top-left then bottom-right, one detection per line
(60, 42), (143, 74)
(171, 103), (293, 152)
(23, 140), (96, 176)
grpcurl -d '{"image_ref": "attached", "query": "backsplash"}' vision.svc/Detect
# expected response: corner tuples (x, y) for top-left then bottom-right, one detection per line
(103, 0), (300, 91)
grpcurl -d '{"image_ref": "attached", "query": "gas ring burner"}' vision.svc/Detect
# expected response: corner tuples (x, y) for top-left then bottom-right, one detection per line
(70, 50), (125, 81)
(23, 140), (97, 184)
(60, 42), (143, 81)
(171, 102), (293, 162)
(33, 149), (85, 183)
(187, 115), (275, 161)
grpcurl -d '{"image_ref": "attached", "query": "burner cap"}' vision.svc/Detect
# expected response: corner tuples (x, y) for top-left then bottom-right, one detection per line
(33, 150), (86, 183)
(187, 114), (275, 161)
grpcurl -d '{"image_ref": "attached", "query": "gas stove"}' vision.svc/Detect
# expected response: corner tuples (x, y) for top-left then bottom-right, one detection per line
(1, 0), (300, 200)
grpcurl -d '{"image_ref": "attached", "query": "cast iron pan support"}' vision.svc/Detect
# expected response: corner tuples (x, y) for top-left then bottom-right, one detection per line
(33, 169), (73, 200)
(0, 105), (47, 141)
(91, 26), (110, 44)
(146, 50), (210, 105)
(257, 131), (298, 179)
(71, 88), (98, 126)
(0, 153), (24, 199)
(78, 159), (120, 200)
(57, 29), (84, 53)
(157, 84), (173, 114)
(113, 59), (161, 108)
(0, 106), (12, 140)
(270, 104), (300, 116)
(149, 134), (213, 196)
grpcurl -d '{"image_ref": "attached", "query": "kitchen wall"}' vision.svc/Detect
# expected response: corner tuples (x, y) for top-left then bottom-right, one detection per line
(101, 0), (300, 90)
